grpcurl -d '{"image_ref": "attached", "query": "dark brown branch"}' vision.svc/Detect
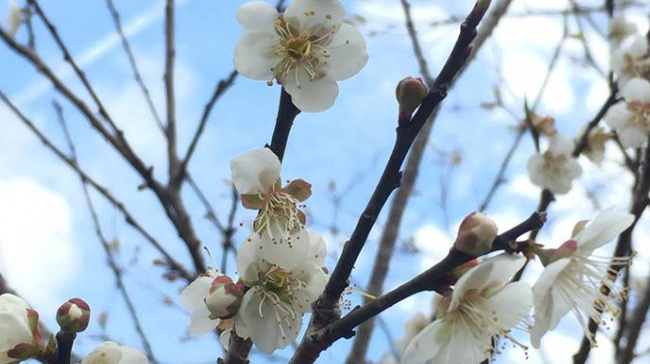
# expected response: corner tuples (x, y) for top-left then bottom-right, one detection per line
(54, 331), (75, 364)
(346, 0), (515, 361)
(105, 0), (165, 132)
(290, 2), (492, 362)
(164, 0), (179, 187)
(0, 91), (192, 281)
(53, 102), (158, 363)
(269, 88), (300, 162)
(220, 333), (253, 364)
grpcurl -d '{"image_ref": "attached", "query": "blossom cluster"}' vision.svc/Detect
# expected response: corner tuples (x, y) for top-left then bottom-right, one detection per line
(180, 148), (329, 354)
(389, 210), (634, 364)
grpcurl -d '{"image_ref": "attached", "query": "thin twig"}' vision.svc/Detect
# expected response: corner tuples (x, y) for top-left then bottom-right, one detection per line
(0, 92), (192, 282)
(164, 0), (179, 188)
(52, 102), (158, 363)
(105, 0), (165, 133)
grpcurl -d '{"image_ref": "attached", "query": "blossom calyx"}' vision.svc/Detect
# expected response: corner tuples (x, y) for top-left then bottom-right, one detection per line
(56, 298), (91, 333)
(205, 276), (245, 320)
(395, 77), (427, 124)
(453, 212), (497, 256)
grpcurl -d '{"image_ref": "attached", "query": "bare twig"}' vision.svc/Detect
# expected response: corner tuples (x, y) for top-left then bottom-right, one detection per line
(0, 92), (192, 282)
(164, 0), (180, 188)
(105, 0), (165, 133)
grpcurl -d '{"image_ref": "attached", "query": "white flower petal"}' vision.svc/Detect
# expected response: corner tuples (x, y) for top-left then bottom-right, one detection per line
(622, 77), (650, 103)
(549, 134), (574, 156)
(604, 102), (633, 130)
(283, 0), (344, 32)
(284, 71), (339, 112)
(188, 306), (219, 337)
(575, 209), (634, 252)
(81, 342), (123, 364)
(488, 281), (532, 329)
(230, 148), (281, 195)
(255, 229), (310, 269)
(234, 31), (281, 81)
(236, 237), (262, 282)
(307, 229), (327, 266)
(531, 258), (571, 347)
(401, 319), (445, 364)
(119, 346), (149, 364)
(619, 124), (648, 149)
(180, 276), (213, 310)
(236, 1), (278, 33)
(325, 23), (368, 81)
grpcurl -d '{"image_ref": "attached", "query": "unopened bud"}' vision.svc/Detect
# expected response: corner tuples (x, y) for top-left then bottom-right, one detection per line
(395, 77), (427, 124)
(205, 276), (244, 320)
(56, 298), (90, 333)
(453, 212), (497, 256)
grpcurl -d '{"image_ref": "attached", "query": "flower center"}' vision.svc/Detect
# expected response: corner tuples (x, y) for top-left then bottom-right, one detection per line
(271, 16), (334, 85)
(542, 151), (568, 176)
(627, 100), (650, 130)
(254, 186), (304, 240)
(624, 54), (650, 79)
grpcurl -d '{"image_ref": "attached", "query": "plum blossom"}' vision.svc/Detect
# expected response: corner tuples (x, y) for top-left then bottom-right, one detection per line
(608, 15), (636, 46)
(180, 270), (222, 337)
(234, 228), (328, 353)
(0, 293), (40, 364)
(234, 0), (368, 112)
(530, 209), (634, 348)
(604, 77), (650, 149)
(81, 342), (148, 364)
(611, 35), (649, 87)
(231, 148), (311, 241)
(576, 126), (611, 165)
(395, 312), (429, 354)
(401, 254), (532, 364)
(526, 134), (582, 194)
(6, 0), (21, 38)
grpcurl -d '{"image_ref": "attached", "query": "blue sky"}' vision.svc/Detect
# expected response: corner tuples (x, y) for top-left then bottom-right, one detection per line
(2, 0), (650, 363)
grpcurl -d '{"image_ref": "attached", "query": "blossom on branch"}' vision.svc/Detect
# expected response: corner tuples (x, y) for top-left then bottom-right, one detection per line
(234, 0), (368, 112)
(231, 148), (311, 242)
(604, 77), (650, 149)
(611, 35), (649, 88)
(530, 209), (634, 348)
(0, 293), (41, 364)
(180, 270), (222, 337)
(402, 254), (532, 364)
(234, 228), (328, 353)
(81, 342), (148, 364)
(526, 134), (582, 194)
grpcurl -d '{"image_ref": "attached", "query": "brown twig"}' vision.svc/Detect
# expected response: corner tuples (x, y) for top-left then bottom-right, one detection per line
(164, 0), (180, 188)
(105, 0), (165, 133)
(0, 91), (192, 282)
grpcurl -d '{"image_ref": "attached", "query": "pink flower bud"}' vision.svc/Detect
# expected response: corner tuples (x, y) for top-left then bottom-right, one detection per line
(395, 77), (428, 124)
(453, 212), (498, 256)
(56, 298), (91, 333)
(205, 276), (244, 320)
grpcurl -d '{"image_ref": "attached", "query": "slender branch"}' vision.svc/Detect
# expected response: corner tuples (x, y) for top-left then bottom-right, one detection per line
(55, 331), (75, 364)
(291, 3), (492, 362)
(479, 129), (525, 211)
(346, 0), (515, 361)
(221, 186), (239, 274)
(573, 137), (650, 364)
(105, 0), (165, 133)
(52, 102), (158, 363)
(220, 333), (253, 364)
(164, 0), (179, 187)
(24, 4), (35, 50)
(0, 92), (192, 281)
(269, 88), (300, 162)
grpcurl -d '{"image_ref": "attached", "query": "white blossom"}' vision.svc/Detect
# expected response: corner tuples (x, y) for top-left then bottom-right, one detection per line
(230, 148), (311, 241)
(611, 35), (649, 88)
(6, 0), (21, 38)
(180, 270), (221, 337)
(0, 293), (37, 364)
(234, 0), (368, 112)
(526, 134), (582, 194)
(401, 254), (532, 364)
(395, 312), (429, 354)
(81, 342), (148, 364)
(530, 209), (634, 348)
(234, 228), (327, 353)
(604, 77), (650, 149)
(608, 15), (636, 46)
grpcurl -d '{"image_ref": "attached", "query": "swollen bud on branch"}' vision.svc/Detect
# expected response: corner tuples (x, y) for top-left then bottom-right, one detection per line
(395, 77), (427, 125)
(56, 298), (91, 333)
(0, 293), (42, 362)
(453, 212), (497, 256)
(205, 276), (244, 320)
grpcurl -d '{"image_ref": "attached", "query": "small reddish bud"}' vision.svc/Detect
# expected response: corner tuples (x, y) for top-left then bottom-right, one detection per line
(395, 77), (428, 125)
(205, 276), (244, 320)
(453, 212), (498, 256)
(56, 298), (90, 333)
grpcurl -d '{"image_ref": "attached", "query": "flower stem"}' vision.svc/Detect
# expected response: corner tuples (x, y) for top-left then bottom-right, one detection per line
(269, 88), (300, 161)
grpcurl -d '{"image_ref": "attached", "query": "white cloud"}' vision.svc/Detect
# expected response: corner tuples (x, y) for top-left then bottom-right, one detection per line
(0, 178), (78, 308)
